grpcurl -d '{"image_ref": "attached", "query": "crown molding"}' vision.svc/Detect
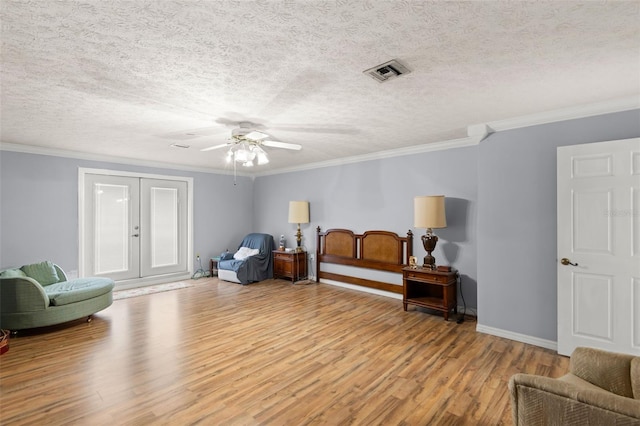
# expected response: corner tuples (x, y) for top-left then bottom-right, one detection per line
(246, 96), (640, 177)
(2, 96), (637, 177)
(486, 96), (639, 132)
(0, 142), (251, 177)
(256, 133), (482, 177)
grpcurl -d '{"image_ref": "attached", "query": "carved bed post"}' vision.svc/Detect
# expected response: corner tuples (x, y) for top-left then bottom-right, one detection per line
(316, 226), (322, 282)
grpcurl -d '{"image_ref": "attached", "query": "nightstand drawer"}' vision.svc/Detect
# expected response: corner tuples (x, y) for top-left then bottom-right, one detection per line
(274, 252), (293, 262)
(404, 270), (454, 284)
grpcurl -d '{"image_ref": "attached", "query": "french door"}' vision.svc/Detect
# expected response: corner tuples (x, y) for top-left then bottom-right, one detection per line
(80, 170), (191, 284)
(557, 137), (640, 356)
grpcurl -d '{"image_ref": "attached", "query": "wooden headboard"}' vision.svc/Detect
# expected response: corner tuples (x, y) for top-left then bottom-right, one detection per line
(315, 227), (413, 294)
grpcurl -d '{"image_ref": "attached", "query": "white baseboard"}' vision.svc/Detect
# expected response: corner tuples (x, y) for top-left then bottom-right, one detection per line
(319, 279), (482, 316)
(319, 278), (556, 351)
(476, 324), (557, 351)
(320, 279), (403, 300)
(115, 272), (192, 290)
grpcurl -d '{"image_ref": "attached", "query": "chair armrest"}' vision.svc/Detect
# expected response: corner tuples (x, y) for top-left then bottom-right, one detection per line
(220, 252), (234, 261)
(53, 264), (68, 282)
(0, 277), (49, 313)
(570, 347), (635, 398)
(510, 373), (580, 402)
(510, 373), (640, 424)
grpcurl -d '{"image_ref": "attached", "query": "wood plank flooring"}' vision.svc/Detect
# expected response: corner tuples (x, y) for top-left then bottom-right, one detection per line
(0, 278), (569, 425)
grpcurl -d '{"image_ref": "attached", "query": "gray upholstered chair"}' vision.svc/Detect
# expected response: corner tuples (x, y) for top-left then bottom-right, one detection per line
(217, 233), (275, 285)
(509, 347), (640, 425)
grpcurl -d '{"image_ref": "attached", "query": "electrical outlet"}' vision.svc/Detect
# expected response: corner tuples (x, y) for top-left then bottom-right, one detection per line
(309, 253), (314, 261)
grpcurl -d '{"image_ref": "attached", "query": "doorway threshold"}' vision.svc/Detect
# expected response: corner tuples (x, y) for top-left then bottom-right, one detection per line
(115, 272), (192, 290)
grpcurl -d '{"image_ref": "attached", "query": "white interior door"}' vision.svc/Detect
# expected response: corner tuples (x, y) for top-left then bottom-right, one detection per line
(557, 137), (640, 356)
(82, 172), (190, 283)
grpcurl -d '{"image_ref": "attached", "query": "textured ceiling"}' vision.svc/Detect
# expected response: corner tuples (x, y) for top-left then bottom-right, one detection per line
(1, 1), (639, 173)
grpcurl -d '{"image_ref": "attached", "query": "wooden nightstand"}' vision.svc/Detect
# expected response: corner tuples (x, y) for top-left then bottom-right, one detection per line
(209, 257), (220, 277)
(402, 267), (458, 320)
(273, 250), (307, 283)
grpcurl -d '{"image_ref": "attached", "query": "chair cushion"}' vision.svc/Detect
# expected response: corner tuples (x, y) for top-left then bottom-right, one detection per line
(45, 278), (115, 306)
(21, 261), (60, 286)
(0, 268), (27, 278)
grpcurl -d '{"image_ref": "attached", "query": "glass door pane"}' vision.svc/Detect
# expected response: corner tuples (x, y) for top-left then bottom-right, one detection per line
(150, 187), (178, 267)
(94, 183), (130, 274)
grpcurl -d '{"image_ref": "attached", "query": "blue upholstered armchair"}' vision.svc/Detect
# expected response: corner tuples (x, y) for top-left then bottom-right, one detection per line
(217, 233), (275, 284)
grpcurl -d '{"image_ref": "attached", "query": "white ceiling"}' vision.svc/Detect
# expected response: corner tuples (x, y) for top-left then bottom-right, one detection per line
(1, 1), (639, 174)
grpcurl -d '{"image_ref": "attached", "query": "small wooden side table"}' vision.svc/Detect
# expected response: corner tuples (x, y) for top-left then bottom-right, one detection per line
(209, 257), (220, 277)
(402, 267), (458, 320)
(273, 250), (307, 283)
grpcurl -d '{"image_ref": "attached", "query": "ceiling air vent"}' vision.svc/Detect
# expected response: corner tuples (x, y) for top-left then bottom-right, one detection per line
(170, 143), (190, 149)
(363, 59), (411, 83)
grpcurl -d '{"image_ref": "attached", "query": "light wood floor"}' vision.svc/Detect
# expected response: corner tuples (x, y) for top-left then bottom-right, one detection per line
(0, 278), (569, 425)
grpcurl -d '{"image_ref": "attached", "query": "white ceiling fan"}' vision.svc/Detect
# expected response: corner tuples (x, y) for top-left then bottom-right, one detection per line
(200, 122), (301, 167)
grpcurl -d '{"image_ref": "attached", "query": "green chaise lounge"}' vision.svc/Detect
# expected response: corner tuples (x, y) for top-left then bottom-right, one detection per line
(0, 261), (114, 331)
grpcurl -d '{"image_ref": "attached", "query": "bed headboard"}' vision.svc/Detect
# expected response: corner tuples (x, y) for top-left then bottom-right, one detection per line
(315, 227), (413, 294)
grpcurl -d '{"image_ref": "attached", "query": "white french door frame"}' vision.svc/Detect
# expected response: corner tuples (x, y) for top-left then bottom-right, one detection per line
(79, 168), (194, 288)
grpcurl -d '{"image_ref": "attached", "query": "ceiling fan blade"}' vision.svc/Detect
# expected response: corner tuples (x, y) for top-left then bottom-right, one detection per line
(267, 125), (358, 135)
(263, 140), (302, 151)
(157, 126), (228, 140)
(200, 143), (230, 152)
(245, 131), (269, 140)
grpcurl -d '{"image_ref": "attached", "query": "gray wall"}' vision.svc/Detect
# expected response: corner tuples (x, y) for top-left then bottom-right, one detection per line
(0, 151), (253, 273)
(254, 146), (479, 309)
(477, 110), (640, 341)
(2, 109), (638, 344)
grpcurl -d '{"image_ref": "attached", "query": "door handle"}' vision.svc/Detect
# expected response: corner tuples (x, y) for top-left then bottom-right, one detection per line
(132, 234), (139, 237)
(560, 258), (578, 266)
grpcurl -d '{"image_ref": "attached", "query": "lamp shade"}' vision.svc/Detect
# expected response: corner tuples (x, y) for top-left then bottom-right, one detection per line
(414, 195), (447, 229)
(288, 201), (310, 224)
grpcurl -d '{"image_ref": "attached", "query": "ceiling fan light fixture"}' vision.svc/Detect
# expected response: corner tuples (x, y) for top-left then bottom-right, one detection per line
(256, 148), (269, 165)
(201, 123), (302, 168)
(234, 142), (256, 163)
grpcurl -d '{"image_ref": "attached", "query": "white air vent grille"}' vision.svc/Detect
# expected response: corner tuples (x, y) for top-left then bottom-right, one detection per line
(363, 59), (411, 83)
(170, 143), (190, 149)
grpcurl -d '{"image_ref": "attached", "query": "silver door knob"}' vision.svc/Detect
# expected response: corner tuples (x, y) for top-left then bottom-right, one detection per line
(560, 258), (578, 266)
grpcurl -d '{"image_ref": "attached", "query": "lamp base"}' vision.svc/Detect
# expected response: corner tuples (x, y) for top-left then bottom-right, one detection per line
(423, 255), (436, 270)
(295, 223), (303, 252)
(421, 232), (438, 270)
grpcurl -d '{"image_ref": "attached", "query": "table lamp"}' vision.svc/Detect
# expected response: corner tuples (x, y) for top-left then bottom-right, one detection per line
(288, 201), (309, 252)
(414, 195), (447, 269)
